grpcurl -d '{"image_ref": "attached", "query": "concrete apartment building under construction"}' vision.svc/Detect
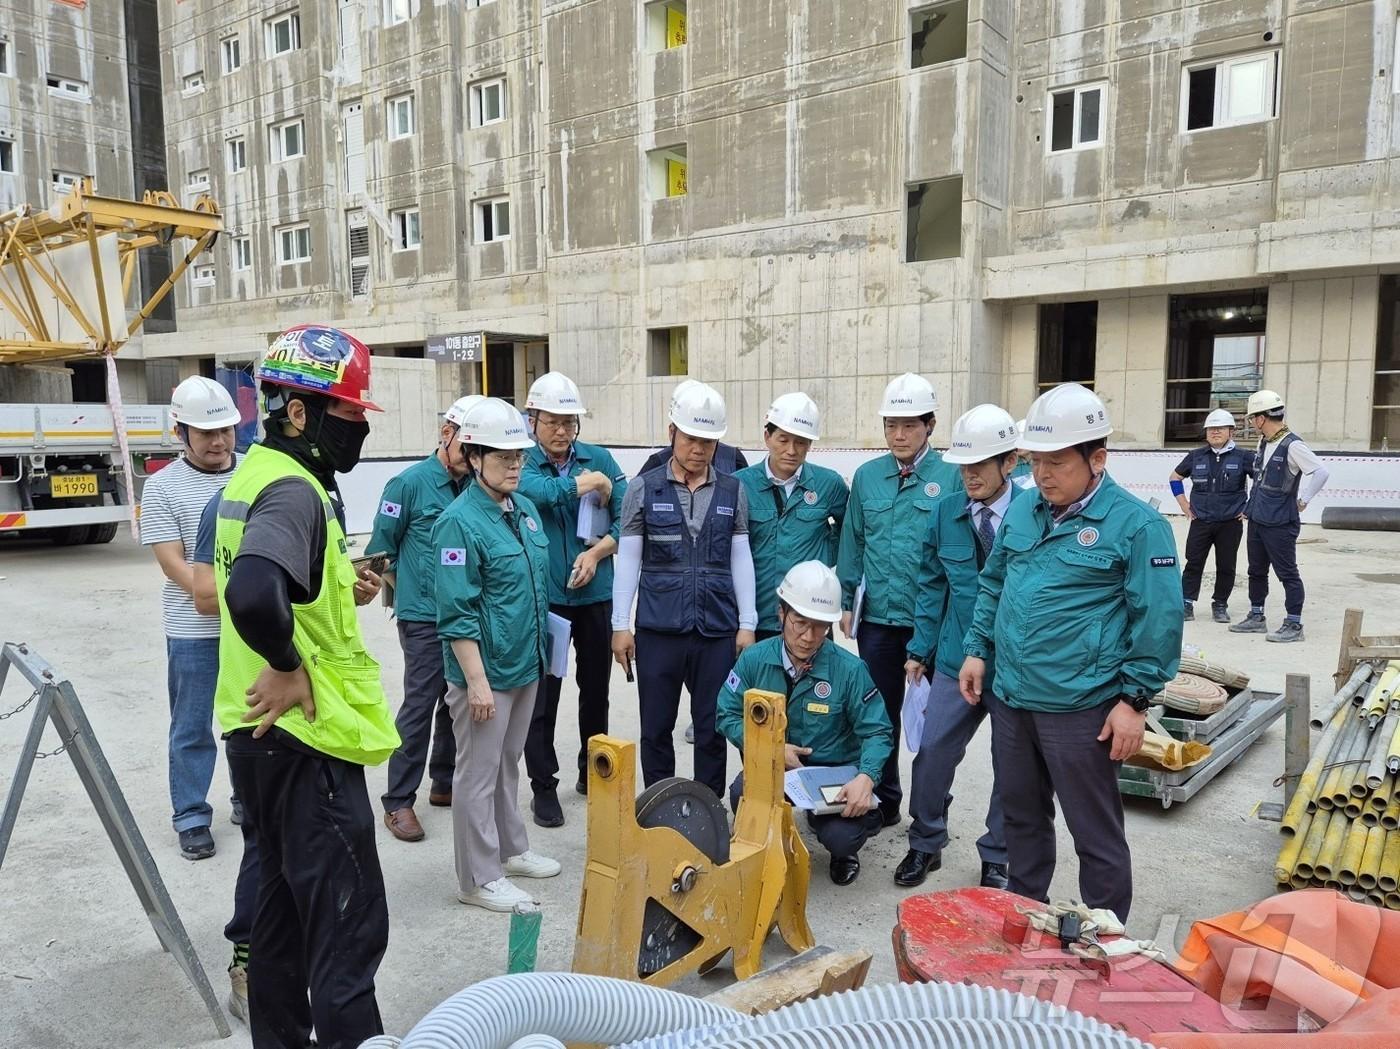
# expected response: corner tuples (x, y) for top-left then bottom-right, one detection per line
(138, 0), (1400, 452)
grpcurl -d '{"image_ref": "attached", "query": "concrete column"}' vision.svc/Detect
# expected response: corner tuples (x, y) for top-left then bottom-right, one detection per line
(1095, 294), (1167, 448)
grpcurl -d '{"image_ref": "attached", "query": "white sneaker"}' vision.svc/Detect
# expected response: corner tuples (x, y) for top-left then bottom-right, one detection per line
(457, 878), (531, 911)
(504, 850), (562, 879)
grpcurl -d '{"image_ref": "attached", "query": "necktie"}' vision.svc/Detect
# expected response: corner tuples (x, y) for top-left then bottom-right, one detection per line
(978, 506), (996, 552)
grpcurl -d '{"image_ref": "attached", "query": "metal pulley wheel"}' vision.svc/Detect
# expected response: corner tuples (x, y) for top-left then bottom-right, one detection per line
(634, 777), (732, 976)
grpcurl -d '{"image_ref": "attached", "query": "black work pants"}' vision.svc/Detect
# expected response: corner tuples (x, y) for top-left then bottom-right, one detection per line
(856, 621), (914, 816)
(223, 748), (260, 948)
(226, 730), (388, 1049)
(381, 619), (455, 812)
(525, 600), (613, 794)
(1181, 517), (1243, 606)
(729, 772), (872, 859)
(990, 697), (1133, 923)
(1247, 520), (1304, 617)
(635, 628), (731, 798)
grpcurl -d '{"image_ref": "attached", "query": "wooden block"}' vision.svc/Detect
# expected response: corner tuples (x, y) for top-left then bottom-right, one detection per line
(703, 945), (873, 1016)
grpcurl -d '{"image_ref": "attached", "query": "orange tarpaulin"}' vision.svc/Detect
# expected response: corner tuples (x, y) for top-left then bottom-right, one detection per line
(1157, 889), (1400, 1048)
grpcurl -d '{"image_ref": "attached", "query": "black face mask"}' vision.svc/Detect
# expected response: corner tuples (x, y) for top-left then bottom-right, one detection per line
(312, 410), (370, 474)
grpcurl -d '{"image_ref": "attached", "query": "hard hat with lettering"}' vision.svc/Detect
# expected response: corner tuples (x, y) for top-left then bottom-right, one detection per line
(169, 376), (240, 430)
(943, 404), (1020, 464)
(670, 382), (728, 440)
(669, 379), (704, 415)
(457, 397), (535, 450)
(1246, 390), (1285, 416)
(525, 372), (586, 416)
(257, 325), (383, 411)
(879, 372), (938, 418)
(442, 394), (485, 427)
(775, 560), (843, 623)
(765, 392), (821, 441)
(1203, 408), (1236, 430)
(1017, 382), (1113, 452)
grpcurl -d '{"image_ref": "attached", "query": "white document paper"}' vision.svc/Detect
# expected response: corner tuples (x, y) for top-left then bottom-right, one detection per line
(547, 612), (571, 679)
(902, 676), (932, 753)
(784, 764), (860, 816)
(849, 576), (867, 639)
(576, 491), (610, 545)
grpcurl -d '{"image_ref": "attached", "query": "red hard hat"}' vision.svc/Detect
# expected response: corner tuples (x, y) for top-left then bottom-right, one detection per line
(257, 325), (383, 411)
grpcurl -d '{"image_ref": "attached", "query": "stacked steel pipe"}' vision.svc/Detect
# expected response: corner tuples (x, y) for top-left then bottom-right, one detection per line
(1275, 661), (1400, 907)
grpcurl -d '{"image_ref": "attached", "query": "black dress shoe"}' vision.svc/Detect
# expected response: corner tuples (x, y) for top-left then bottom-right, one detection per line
(894, 848), (942, 887)
(980, 861), (1009, 890)
(575, 777), (588, 796)
(830, 855), (861, 885)
(530, 790), (564, 828)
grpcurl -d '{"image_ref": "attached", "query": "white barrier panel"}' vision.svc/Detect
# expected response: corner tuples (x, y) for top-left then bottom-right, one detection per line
(338, 447), (1400, 536)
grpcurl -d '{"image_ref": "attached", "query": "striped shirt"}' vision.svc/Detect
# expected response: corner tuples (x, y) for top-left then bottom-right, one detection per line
(140, 456), (236, 638)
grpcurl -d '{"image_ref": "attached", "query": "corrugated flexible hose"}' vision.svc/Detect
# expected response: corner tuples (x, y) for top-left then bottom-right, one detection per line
(695, 1018), (1152, 1049)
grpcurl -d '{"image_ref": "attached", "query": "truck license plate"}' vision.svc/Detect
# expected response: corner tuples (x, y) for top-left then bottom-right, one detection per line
(50, 474), (98, 498)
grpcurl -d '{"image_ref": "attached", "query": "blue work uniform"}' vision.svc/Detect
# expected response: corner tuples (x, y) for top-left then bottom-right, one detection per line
(1244, 431), (1307, 617)
(904, 482), (1027, 863)
(516, 440), (628, 797)
(962, 471), (1182, 922)
(736, 460), (849, 636)
(716, 637), (892, 860)
(364, 453), (460, 814)
(836, 446), (963, 818)
(1174, 443), (1253, 608)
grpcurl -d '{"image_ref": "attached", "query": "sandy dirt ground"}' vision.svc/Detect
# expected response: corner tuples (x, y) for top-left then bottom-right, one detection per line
(1, 519), (1395, 1048)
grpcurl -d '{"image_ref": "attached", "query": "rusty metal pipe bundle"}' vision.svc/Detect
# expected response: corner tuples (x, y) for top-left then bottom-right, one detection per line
(1312, 662), (1375, 729)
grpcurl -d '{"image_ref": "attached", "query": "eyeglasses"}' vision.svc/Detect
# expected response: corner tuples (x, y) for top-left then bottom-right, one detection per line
(535, 417), (579, 433)
(486, 450), (526, 466)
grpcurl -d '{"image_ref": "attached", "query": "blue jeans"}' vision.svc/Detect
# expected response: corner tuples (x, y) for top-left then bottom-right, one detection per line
(166, 636), (219, 832)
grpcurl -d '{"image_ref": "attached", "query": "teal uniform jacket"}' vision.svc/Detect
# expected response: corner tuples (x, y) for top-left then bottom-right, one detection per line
(962, 472), (1183, 713)
(364, 453), (460, 622)
(517, 440), (628, 607)
(716, 637), (893, 782)
(836, 449), (963, 627)
(736, 461), (850, 633)
(432, 484), (551, 691)
(908, 482), (1029, 685)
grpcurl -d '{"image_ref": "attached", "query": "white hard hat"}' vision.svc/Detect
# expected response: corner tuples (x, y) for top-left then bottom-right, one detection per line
(765, 392), (821, 441)
(879, 373), (938, 418)
(1246, 390), (1285, 416)
(775, 561), (842, 624)
(668, 379), (704, 415)
(442, 394), (486, 427)
(525, 371), (586, 416)
(1203, 408), (1236, 430)
(457, 397), (535, 450)
(1017, 383), (1113, 452)
(670, 381), (728, 440)
(170, 376), (240, 430)
(943, 404), (1020, 464)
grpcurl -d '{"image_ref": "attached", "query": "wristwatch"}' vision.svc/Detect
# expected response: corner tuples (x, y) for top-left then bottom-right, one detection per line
(1122, 690), (1152, 713)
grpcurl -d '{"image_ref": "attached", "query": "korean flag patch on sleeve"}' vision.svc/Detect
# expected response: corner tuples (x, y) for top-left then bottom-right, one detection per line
(725, 670), (743, 693)
(379, 500), (402, 518)
(440, 548), (466, 566)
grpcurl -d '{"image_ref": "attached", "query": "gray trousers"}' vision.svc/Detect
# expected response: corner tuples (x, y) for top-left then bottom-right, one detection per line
(907, 671), (1007, 864)
(445, 680), (538, 892)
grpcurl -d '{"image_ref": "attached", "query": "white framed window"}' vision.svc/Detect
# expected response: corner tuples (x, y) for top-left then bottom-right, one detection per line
(191, 263), (216, 288)
(182, 71), (205, 95)
(187, 169), (211, 193)
(384, 0), (420, 25)
(46, 75), (90, 101)
(347, 211), (371, 299)
(52, 170), (84, 194)
(470, 77), (506, 127)
(1181, 51), (1279, 132)
(277, 223), (312, 265)
(386, 93), (415, 140)
(270, 118), (305, 162)
(0, 138), (14, 174)
(1047, 82), (1106, 153)
(265, 11), (302, 56)
(226, 137), (247, 173)
(474, 196), (510, 243)
(391, 207), (421, 251)
(221, 36), (242, 75)
(233, 236), (253, 271)
(0, 41), (11, 77)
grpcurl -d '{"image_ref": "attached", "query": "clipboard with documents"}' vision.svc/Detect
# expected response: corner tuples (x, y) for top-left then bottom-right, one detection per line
(783, 764), (859, 816)
(902, 676), (931, 753)
(547, 612), (571, 678)
(576, 491), (611, 546)
(849, 576), (867, 639)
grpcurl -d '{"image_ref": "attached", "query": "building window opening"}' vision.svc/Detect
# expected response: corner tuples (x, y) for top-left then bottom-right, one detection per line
(1165, 290), (1268, 443)
(1373, 276), (1400, 449)
(910, 1), (968, 69)
(647, 146), (687, 199)
(645, 2), (687, 51)
(0, 138), (14, 174)
(1037, 301), (1098, 391)
(648, 327), (689, 377)
(266, 12), (302, 56)
(905, 177), (962, 262)
(475, 197), (510, 243)
(1048, 83), (1105, 153)
(1182, 51), (1278, 132)
(470, 78), (506, 126)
